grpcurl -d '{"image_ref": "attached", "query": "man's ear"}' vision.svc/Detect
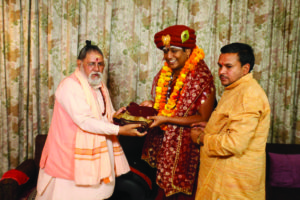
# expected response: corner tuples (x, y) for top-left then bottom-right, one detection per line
(77, 60), (81, 68)
(186, 49), (192, 57)
(242, 63), (250, 74)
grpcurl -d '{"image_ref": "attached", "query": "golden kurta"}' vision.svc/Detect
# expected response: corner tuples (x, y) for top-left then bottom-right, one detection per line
(196, 73), (270, 200)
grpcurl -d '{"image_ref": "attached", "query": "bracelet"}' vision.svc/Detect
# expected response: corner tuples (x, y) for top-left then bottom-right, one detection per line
(196, 132), (204, 145)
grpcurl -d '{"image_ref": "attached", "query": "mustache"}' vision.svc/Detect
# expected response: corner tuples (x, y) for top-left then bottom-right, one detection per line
(90, 72), (102, 76)
(219, 74), (227, 79)
(88, 72), (103, 87)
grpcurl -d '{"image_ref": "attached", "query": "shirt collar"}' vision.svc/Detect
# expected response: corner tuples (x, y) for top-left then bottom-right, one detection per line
(225, 73), (253, 90)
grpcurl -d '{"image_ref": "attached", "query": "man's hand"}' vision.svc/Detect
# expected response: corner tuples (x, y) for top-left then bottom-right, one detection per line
(140, 100), (154, 107)
(148, 115), (168, 128)
(191, 127), (203, 144)
(114, 107), (126, 116)
(191, 121), (207, 144)
(191, 121), (207, 128)
(118, 124), (147, 137)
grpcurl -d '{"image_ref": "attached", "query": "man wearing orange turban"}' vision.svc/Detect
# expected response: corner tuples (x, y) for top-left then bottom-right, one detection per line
(141, 25), (216, 200)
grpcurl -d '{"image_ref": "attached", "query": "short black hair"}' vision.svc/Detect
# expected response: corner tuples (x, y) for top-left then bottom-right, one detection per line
(220, 43), (255, 72)
(77, 40), (103, 60)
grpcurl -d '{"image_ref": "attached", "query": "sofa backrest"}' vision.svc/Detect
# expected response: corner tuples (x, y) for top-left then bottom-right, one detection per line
(34, 135), (47, 167)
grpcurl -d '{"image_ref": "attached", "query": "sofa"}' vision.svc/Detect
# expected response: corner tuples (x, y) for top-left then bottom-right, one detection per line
(106, 135), (158, 200)
(0, 134), (46, 200)
(1, 134), (300, 200)
(0, 134), (158, 200)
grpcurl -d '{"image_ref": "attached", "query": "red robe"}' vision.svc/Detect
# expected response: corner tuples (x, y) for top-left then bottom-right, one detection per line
(142, 60), (215, 198)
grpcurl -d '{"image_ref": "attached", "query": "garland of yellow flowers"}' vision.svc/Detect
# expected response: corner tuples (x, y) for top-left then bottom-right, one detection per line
(153, 46), (205, 129)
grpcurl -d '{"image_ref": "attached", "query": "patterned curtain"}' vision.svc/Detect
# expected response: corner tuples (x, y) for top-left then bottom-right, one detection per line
(0, 0), (299, 176)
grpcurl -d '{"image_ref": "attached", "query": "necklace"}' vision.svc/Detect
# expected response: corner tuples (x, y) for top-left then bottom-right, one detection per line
(153, 46), (205, 122)
(99, 87), (106, 116)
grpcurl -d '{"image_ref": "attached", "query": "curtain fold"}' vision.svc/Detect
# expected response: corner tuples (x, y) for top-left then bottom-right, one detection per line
(0, 0), (299, 176)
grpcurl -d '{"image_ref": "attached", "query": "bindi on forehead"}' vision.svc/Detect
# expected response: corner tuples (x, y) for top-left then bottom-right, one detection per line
(217, 60), (224, 66)
(93, 55), (103, 62)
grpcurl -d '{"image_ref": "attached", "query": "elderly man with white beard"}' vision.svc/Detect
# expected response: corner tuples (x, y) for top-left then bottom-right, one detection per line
(35, 40), (145, 200)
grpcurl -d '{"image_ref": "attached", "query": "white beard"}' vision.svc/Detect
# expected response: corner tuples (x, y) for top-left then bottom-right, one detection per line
(88, 72), (103, 87)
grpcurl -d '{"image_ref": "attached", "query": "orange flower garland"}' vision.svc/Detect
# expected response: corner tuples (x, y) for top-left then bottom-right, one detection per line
(153, 46), (205, 128)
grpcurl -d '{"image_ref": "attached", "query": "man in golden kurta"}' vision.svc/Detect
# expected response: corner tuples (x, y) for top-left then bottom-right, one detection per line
(191, 43), (270, 200)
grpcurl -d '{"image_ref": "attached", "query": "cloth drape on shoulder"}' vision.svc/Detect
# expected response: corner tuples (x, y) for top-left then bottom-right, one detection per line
(74, 68), (129, 185)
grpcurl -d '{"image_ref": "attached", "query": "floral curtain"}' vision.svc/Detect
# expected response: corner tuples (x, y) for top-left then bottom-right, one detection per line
(0, 0), (299, 176)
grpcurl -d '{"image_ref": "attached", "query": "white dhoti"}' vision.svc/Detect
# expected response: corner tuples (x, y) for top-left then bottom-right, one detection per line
(35, 138), (115, 200)
(35, 169), (115, 200)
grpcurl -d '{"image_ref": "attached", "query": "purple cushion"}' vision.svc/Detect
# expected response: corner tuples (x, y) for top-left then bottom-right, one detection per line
(268, 152), (300, 188)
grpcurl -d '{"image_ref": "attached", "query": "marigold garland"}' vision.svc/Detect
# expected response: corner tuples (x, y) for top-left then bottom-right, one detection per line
(153, 46), (205, 129)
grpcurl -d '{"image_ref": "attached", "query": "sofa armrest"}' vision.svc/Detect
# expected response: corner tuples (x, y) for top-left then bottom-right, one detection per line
(107, 171), (152, 200)
(0, 159), (38, 200)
